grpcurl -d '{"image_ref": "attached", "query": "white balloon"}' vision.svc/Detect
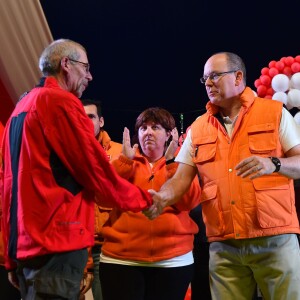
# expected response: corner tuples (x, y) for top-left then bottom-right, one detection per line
(290, 73), (300, 89)
(294, 111), (300, 125)
(287, 89), (300, 107)
(271, 74), (290, 92)
(286, 102), (294, 110)
(272, 92), (287, 105)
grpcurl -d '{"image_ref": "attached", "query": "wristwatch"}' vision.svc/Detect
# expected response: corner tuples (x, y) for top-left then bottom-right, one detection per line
(269, 157), (281, 172)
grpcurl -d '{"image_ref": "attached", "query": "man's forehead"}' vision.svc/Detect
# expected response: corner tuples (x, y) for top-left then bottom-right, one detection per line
(205, 56), (227, 72)
(83, 104), (97, 114)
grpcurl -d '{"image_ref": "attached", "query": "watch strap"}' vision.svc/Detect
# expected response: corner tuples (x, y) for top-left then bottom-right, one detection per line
(269, 157), (281, 172)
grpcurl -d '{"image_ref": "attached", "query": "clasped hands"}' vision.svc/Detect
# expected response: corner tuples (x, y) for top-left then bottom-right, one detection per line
(143, 189), (166, 220)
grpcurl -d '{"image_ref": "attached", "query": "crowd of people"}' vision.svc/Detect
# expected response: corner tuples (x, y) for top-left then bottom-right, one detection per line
(0, 39), (300, 300)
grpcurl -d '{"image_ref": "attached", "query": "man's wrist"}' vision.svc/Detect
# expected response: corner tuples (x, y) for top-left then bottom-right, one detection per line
(269, 157), (281, 172)
(166, 157), (175, 165)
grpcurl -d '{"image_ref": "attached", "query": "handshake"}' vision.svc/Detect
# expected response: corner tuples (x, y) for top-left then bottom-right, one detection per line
(142, 189), (170, 220)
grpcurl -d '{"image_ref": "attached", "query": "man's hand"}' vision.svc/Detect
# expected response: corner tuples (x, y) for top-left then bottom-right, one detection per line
(8, 270), (19, 290)
(80, 272), (94, 298)
(235, 156), (275, 179)
(143, 189), (166, 220)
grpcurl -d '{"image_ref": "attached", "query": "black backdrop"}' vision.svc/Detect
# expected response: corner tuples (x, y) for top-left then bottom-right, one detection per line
(40, 0), (300, 142)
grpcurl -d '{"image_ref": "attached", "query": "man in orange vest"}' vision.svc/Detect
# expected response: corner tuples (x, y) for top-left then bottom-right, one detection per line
(146, 52), (300, 300)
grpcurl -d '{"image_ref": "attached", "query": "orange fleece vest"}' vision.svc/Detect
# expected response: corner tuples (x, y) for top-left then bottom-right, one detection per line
(191, 88), (300, 242)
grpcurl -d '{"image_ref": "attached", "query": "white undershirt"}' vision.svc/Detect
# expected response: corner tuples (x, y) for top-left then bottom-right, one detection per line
(100, 251), (194, 268)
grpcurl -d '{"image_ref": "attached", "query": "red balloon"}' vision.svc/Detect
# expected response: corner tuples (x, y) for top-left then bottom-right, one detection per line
(254, 79), (262, 88)
(280, 57), (287, 63)
(268, 60), (276, 68)
(295, 55), (300, 63)
(265, 94), (273, 99)
(257, 85), (267, 97)
(269, 67), (279, 78)
(267, 87), (274, 95)
(260, 75), (271, 86)
(261, 67), (269, 75)
(275, 61), (285, 71)
(283, 66), (292, 76)
(285, 56), (295, 66)
(291, 62), (300, 73)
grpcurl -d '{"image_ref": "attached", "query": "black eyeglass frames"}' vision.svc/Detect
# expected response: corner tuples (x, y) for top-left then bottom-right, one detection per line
(68, 58), (90, 73)
(200, 70), (238, 84)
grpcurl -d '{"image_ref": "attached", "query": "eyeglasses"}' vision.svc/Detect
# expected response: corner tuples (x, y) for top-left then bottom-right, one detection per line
(68, 58), (90, 73)
(200, 70), (238, 84)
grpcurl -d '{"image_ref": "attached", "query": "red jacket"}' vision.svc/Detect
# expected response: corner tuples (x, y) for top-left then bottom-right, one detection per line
(0, 121), (4, 266)
(101, 153), (201, 262)
(1, 77), (152, 270)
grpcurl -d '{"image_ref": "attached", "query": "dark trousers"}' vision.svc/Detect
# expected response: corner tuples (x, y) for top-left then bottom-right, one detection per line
(191, 242), (211, 300)
(91, 245), (103, 300)
(0, 265), (21, 300)
(99, 262), (193, 300)
(16, 249), (88, 300)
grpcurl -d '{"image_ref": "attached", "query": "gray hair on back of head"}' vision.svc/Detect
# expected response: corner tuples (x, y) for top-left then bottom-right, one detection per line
(39, 39), (86, 76)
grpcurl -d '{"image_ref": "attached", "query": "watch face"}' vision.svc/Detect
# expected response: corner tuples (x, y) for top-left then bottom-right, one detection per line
(270, 157), (281, 172)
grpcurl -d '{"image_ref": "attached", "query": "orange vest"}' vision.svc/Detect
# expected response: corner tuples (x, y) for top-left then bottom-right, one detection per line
(191, 87), (300, 242)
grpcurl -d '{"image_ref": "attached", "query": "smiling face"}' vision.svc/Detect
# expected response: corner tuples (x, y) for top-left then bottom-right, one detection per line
(138, 121), (170, 162)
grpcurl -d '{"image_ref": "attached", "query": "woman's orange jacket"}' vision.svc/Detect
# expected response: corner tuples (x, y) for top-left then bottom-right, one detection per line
(101, 153), (201, 262)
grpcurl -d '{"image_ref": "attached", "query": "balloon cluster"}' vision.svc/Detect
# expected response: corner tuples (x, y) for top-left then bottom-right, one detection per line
(254, 55), (300, 124)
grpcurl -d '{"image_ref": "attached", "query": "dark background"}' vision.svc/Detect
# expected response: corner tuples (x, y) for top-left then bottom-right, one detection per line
(40, 0), (300, 143)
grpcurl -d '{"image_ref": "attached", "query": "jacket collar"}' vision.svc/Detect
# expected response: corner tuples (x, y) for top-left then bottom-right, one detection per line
(206, 87), (256, 116)
(97, 130), (112, 151)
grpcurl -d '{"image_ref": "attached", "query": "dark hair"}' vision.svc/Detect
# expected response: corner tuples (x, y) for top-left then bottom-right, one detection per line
(132, 107), (175, 150)
(80, 99), (103, 117)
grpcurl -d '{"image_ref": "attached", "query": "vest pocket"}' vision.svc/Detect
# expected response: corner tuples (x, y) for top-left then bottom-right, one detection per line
(192, 135), (217, 163)
(247, 123), (277, 154)
(253, 176), (292, 228)
(200, 183), (224, 236)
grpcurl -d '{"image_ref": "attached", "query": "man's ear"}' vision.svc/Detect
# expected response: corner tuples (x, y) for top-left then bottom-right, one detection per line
(235, 70), (243, 86)
(99, 116), (104, 128)
(60, 57), (70, 72)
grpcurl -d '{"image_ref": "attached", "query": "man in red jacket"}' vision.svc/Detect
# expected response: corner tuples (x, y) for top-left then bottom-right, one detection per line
(1, 39), (152, 300)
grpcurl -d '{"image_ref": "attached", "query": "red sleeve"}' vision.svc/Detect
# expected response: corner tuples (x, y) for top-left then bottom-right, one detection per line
(0, 122), (4, 265)
(39, 92), (152, 212)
